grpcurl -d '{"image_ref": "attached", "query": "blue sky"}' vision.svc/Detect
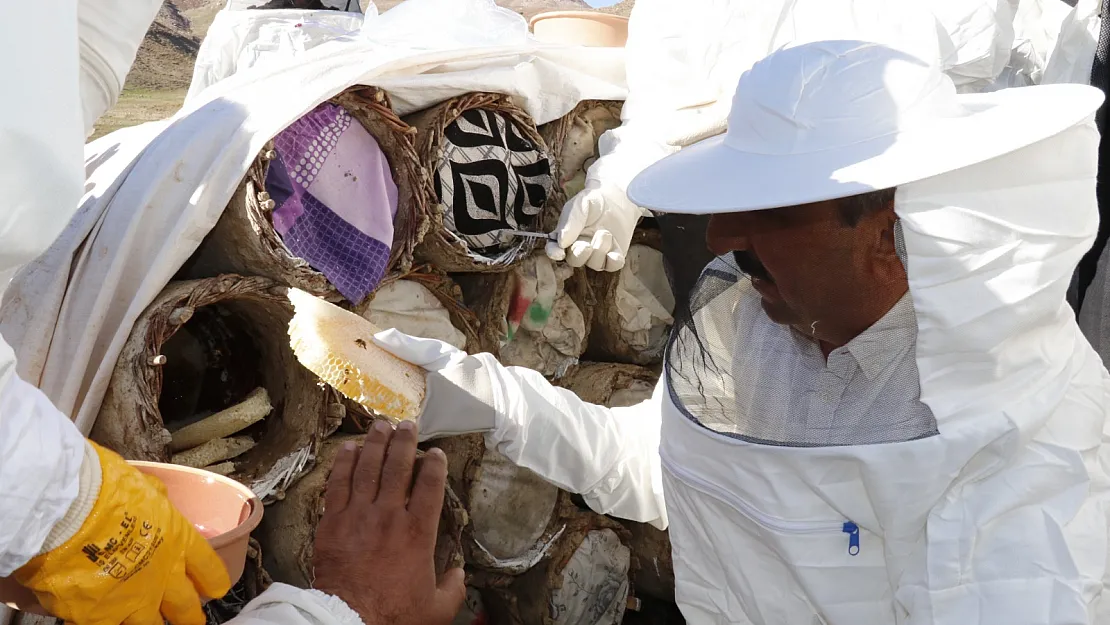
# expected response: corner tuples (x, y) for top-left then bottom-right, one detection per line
(584, 0), (621, 6)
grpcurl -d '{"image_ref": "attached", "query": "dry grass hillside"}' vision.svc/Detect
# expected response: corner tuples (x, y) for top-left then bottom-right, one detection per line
(92, 0), (634, 139)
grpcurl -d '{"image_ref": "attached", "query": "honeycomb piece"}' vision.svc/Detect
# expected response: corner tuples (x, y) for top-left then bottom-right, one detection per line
(287, 288), (426, 423)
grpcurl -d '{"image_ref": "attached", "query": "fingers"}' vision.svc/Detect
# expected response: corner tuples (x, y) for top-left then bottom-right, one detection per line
(159, 572), (208, 625)
(353, 420), (392, 502)
(544, 239), (567, 262)
(407, 447), (447, 537)
(566, 230), (614, 270)
(432, 568), (467, 622)
(323, 440), (358, 513)
(566, 236), (624, 272)
(183, 533), (231, 601)
(555, 193), (591, 248)
(376, 420), (418, 506)
(604, 249), (626, 272)
(566, 239), (592, 267)
(585, 230), (614, 271)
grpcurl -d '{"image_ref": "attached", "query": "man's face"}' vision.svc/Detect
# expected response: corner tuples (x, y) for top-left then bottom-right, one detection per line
(705, 198), (905, 346)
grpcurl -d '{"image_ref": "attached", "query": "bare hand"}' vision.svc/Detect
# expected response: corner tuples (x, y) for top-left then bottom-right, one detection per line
(311, 420), (465, 625)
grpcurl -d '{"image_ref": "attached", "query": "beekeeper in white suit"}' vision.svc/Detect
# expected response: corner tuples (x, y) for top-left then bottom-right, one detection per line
(375, 37), (1110, 625)
(2, 3), (462, 625)
(545, 0), (1095, 282)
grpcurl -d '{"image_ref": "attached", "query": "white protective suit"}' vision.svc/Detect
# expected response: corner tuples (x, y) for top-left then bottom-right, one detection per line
(0, 2), (376, 625)
(547, 0), (1103, 271)
(0, 0), (162, 579)
(380, 78), (1110, 625)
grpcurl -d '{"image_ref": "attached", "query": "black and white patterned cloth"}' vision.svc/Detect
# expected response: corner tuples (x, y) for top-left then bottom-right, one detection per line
(434, 109), (553, 256)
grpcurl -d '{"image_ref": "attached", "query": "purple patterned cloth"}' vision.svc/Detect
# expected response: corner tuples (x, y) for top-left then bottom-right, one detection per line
(265, 102), (398, 304)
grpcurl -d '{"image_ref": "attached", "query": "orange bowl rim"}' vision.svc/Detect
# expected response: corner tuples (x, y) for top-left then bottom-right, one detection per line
(127, 461), (264, 548)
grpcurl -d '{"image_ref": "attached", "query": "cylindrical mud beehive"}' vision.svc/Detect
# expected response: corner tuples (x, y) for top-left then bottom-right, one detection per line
(186, 87), (431, 306)
(257, 434), (467, 587)
(539, 99), (623, 201)
(406, 93), (559, 273)
(456, 253), (594, 378)
(584, 229), (675, 366)
(91, 275), (337, 502)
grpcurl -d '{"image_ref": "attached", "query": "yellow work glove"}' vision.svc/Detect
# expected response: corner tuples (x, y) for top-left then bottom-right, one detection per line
(13, 441), (231, 625)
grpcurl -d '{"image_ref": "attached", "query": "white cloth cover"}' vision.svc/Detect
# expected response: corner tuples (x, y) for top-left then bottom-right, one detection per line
(548, 0), (1101, 268)
(1042, 0), (1102, 86)
(187, 8), (368, 103)
(613, 244), (673, 353)
(224, 583), (363, 625)
(363, 280), (468, 351)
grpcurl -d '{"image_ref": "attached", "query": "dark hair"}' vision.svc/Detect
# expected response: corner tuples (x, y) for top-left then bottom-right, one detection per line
(836, 188), (897, 226)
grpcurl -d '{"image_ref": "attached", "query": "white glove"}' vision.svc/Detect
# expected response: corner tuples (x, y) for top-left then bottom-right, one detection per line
(371, 329), (498, 442)
(545, 180), (643, 272)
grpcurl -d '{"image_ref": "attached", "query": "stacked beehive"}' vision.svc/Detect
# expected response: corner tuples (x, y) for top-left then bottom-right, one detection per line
(91, 88), (679, 624)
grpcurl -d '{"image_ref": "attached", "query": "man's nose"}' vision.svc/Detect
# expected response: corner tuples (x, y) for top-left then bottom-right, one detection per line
(706, 214), (751, 256)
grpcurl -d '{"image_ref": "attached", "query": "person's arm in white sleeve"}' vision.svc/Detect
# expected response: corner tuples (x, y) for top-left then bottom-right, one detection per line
(0, 349), (91, 576)
(3, 0), (160, 289)
(373, 330), (668, 530)
(2, 4), (239, 625)
(220, 584), (365, 625)
(0, 0), (159, 572)
(77, 0), (163, 136)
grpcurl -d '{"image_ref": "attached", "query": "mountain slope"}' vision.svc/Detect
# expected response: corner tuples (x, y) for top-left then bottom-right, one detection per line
(124, 1), (209, 90)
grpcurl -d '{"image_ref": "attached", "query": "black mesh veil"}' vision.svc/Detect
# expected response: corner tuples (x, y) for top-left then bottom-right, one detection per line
(663, 221), (939, 447)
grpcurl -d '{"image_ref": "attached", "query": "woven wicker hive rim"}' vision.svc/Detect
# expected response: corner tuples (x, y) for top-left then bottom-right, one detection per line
(91, 275), (333, 495)
(538, 99), (623, 184)
(185, 87), (431, 305)
(555, 362), (659, 406)
(405, 92), (563, 274)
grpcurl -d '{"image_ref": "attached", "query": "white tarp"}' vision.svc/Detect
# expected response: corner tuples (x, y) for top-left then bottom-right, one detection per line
(187, 8), (367, 102)
(0, 0), (626, 438)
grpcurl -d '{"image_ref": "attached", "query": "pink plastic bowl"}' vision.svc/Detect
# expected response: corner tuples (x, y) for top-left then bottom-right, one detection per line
(529, 11), (629, 47)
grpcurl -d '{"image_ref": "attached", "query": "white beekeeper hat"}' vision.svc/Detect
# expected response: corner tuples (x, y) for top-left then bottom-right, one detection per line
(626, 39), (1104, 215)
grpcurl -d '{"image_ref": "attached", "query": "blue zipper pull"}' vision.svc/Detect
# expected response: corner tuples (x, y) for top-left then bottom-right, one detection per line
(842, 522), (860, 556)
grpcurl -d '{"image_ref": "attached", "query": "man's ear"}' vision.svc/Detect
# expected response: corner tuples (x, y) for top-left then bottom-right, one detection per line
(869, 210), (905, 282)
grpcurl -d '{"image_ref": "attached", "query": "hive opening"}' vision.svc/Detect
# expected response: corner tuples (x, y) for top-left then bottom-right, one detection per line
(159, 305), (264, 429)
(92, 276), (329, 502)
(159, 303), (274, 475)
